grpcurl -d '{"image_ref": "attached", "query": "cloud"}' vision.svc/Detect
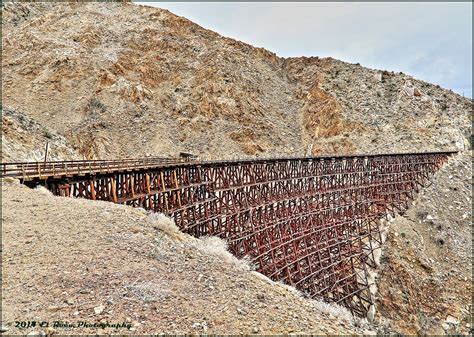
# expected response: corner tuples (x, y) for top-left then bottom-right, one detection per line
(137, 2), (472, 98)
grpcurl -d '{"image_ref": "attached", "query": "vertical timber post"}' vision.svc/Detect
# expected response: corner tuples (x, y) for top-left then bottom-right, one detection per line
(89, 179), (96, 200)
(110, 177), (118, 203)
(161, 171), (169, 212)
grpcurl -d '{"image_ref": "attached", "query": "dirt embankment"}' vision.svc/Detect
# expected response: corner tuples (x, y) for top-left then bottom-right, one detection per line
(1, 180), (373, 335)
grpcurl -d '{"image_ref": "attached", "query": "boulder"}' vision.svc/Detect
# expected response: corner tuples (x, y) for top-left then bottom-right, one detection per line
(403, 86), (415, 96)
(373, 72), (382, 82)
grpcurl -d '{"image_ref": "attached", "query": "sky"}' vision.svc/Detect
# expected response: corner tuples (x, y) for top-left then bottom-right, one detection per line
(137, 2), (472, 98)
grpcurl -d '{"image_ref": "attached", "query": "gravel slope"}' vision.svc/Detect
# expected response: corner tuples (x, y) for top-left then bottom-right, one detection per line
(1, 179), (373, 335)
(375, 152), (472, 335)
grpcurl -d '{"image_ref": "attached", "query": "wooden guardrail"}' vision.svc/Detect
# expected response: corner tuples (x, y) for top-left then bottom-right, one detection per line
(0, 157), (187, 180)
(0, 150), (457, 181)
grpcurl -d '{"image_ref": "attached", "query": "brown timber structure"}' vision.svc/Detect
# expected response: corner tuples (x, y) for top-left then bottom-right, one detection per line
(1, 151), (456, 316)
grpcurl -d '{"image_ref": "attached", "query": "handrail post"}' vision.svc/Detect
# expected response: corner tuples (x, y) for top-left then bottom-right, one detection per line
(37, 162), (41, 179)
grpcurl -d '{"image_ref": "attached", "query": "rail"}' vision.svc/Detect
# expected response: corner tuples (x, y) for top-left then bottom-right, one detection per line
(0, 150), (458, 181)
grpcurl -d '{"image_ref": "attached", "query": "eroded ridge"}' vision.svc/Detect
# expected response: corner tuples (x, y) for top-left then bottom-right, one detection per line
(2, 151), (454, 316)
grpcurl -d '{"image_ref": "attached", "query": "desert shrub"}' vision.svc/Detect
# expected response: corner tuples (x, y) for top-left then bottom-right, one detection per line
(85, 98), (106, 115)
(125, 281), (169, 302)
(148, 213), (185, 241)
(193, 236), (254, 270)
(43, 129), (53, 139)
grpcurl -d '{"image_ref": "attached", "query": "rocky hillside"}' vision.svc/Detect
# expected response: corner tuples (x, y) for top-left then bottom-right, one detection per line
(1, 2), (472, 336)
(2, 107), (81, 162)
(1, 1), (471, 160)
(376, 152), (471, 335)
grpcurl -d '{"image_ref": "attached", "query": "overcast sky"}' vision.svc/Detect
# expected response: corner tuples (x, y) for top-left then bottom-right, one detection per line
(137, 2), (472, 98)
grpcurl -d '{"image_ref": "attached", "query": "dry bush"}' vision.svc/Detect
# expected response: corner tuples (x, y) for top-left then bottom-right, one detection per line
(147, 214), (253, 270)
(250, 270), (274, 284)
(275, 281), (304, 296)
(85, 98), (106, 115)
(311, 300), (356, 324)
(147, 213), (185, 241)
(274, 278), (362, 326)
(1, 177), (20, 184)
(193, 236), (254, 271)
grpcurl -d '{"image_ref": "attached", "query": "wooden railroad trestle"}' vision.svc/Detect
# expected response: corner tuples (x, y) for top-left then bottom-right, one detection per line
(2, 151), (454, 316)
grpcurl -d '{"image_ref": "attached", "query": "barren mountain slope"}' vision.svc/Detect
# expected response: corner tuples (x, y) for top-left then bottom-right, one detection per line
(2, 107), (81, 162)
(1, 179), (373, 335)
(283, 57), (472, 154)
(375, 153), (471, 335)
(2, 1), (471, 160)
(2, 2), (301, 159)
